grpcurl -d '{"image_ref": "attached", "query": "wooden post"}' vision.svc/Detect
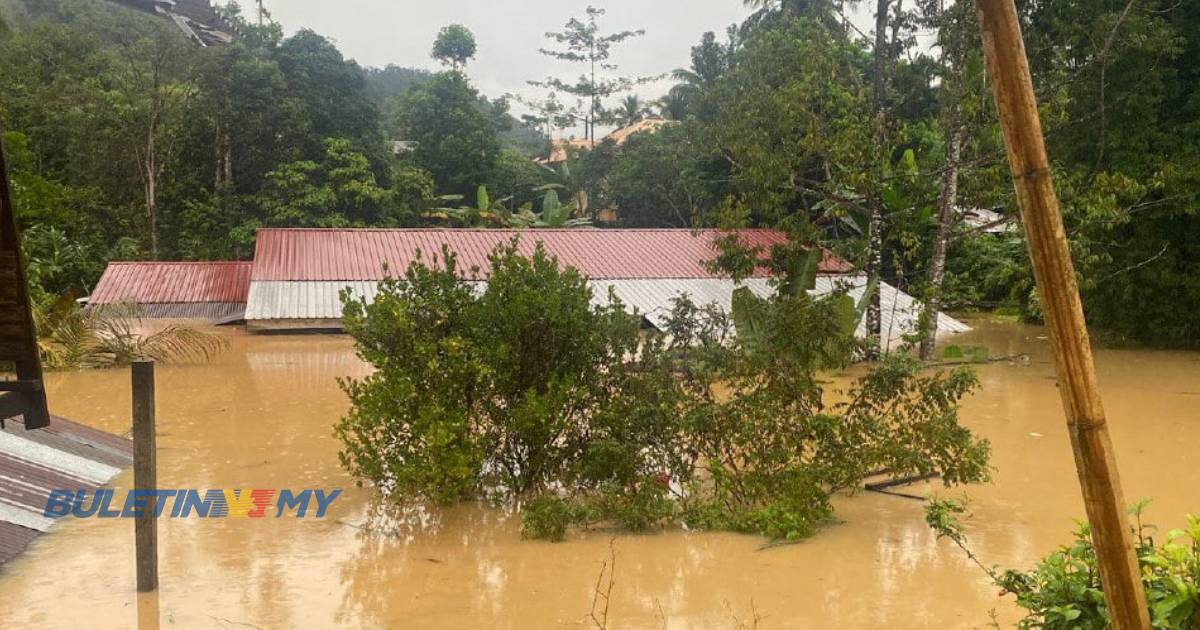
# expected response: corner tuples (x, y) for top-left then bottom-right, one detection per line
(132, 359), (158, 593)
(0, 131), (50, 429)
(973, 2), (1150, 628)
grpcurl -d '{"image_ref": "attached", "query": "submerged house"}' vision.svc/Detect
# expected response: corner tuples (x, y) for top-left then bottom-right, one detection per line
(89, 261), (252, 323)
(242, 229), (966, 348)
(89, 228), (966, 349)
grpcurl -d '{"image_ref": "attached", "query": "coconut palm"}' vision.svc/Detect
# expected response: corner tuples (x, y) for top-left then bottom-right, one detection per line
(742, 0), (847, 32)
(656, 85), (692, 121)
(672, 28), (738, 88)
(614, 95), (646, 127)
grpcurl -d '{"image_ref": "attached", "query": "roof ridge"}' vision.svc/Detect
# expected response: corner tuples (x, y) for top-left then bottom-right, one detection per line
(107, 260), (251, 265)
(252, 227), (783, 233)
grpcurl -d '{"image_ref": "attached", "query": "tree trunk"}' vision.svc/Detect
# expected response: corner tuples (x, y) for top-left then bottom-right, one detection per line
(865, 0), (892, 359)
(214, 123), (222, 189)
(144, 107), (161, 259)
(919, 118), (963, 360)
(919, 3), (972, 361)
(214, 122), (223, 190)
(223, 130), (233, 189)
(873, 0), (891, 111)
(214, 112), (233, 191)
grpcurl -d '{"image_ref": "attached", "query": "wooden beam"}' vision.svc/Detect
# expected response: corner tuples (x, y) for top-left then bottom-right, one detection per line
(973, 2), (1150, 628)
(0, 131), (49, 429)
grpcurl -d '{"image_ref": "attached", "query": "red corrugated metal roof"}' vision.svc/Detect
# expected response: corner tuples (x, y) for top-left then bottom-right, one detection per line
(90, 261), (252, 304)
(250, 229), (853, 281)
(0, 521), (39, 568)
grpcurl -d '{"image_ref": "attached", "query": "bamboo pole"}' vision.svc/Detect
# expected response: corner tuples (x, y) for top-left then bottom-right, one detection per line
(972, 2), (1150, 628)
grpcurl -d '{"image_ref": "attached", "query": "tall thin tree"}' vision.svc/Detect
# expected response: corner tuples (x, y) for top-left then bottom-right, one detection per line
(920, 0), (975, 361)
(529, 6), (656, 143)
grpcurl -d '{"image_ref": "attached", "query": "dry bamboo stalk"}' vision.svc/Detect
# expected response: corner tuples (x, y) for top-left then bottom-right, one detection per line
(972, 1), (1150, 628)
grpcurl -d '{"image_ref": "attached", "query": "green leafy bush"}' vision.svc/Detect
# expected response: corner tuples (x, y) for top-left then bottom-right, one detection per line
(336, 240), (991, 540)
(926, 498), (1200, 629)
(942, 233), (1036, 317)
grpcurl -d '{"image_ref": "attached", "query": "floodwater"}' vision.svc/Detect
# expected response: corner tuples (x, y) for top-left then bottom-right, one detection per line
(0, 319), (1197, 629)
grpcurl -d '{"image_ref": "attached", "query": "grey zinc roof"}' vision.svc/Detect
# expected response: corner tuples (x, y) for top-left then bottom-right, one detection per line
(245, 275), (968, 350)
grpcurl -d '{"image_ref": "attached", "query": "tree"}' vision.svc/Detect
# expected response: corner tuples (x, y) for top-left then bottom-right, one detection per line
(274, 29), (384, 165)
(697, 19), (874, 225)
(613, 94), (645, 127)
(672, 28), (737, 88)
(605, 125), (710, 227)
(431, 24), (476, 71)
(529, 6), (656, 142)
(392, 71), (501, 196)
(919, 0), (978, 361)
(664, 27), (742, 122)
(655, 85), (690, 121)
(485, 148), (556, 210)
(336, 242), (990, 541)
(742, 0), (844, 32)
(255, 137), (414, 228)
(111, 24), (194, 259)
(364, 64), (433, 103)
(177, 39), (309, 197)
(33, 300), (226, 370)
(1017, 0), (1200, 347)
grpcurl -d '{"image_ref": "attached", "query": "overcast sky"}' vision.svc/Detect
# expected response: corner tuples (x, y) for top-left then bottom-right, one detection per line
(259, 0), (757, 136)
(256, 2), (888, 137)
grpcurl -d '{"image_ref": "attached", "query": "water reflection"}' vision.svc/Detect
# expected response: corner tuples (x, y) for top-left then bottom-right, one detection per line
(136, 592), (159, 630)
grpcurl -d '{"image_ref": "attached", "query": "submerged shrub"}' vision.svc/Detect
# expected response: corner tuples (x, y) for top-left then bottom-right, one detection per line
(926, 498), (1200, 629)
(521, 496), (580, 542)
(336, 240), (990, 540)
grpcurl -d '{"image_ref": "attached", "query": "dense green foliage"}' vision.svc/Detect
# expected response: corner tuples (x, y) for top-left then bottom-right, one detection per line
(0, 0), (547, 298)
(336, 244), (990, 541)
(391, 72), (502, 197)
(563, 2), (1200, 347)
(927, 499), (1200, 629)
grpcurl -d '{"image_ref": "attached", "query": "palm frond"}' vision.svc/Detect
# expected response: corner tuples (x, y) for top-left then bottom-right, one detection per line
(33, 300), (227, 369)
(129, 326), (229, 364)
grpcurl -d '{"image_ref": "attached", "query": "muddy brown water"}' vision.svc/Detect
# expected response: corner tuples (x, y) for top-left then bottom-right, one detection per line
(0, 319), (1197, 629)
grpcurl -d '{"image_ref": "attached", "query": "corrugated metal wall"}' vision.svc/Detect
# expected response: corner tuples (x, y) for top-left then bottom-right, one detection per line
(245, 275), (969, 349)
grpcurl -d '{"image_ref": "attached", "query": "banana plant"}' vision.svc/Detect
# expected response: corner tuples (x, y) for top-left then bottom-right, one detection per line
(509, 186), (592, 228)
(429, 185), (517, 227)
(775, 248), (823, 296)
(731, 274), (877, 363)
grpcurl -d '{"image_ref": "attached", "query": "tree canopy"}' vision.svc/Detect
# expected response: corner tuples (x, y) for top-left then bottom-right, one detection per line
(431, 23), (476, 70)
